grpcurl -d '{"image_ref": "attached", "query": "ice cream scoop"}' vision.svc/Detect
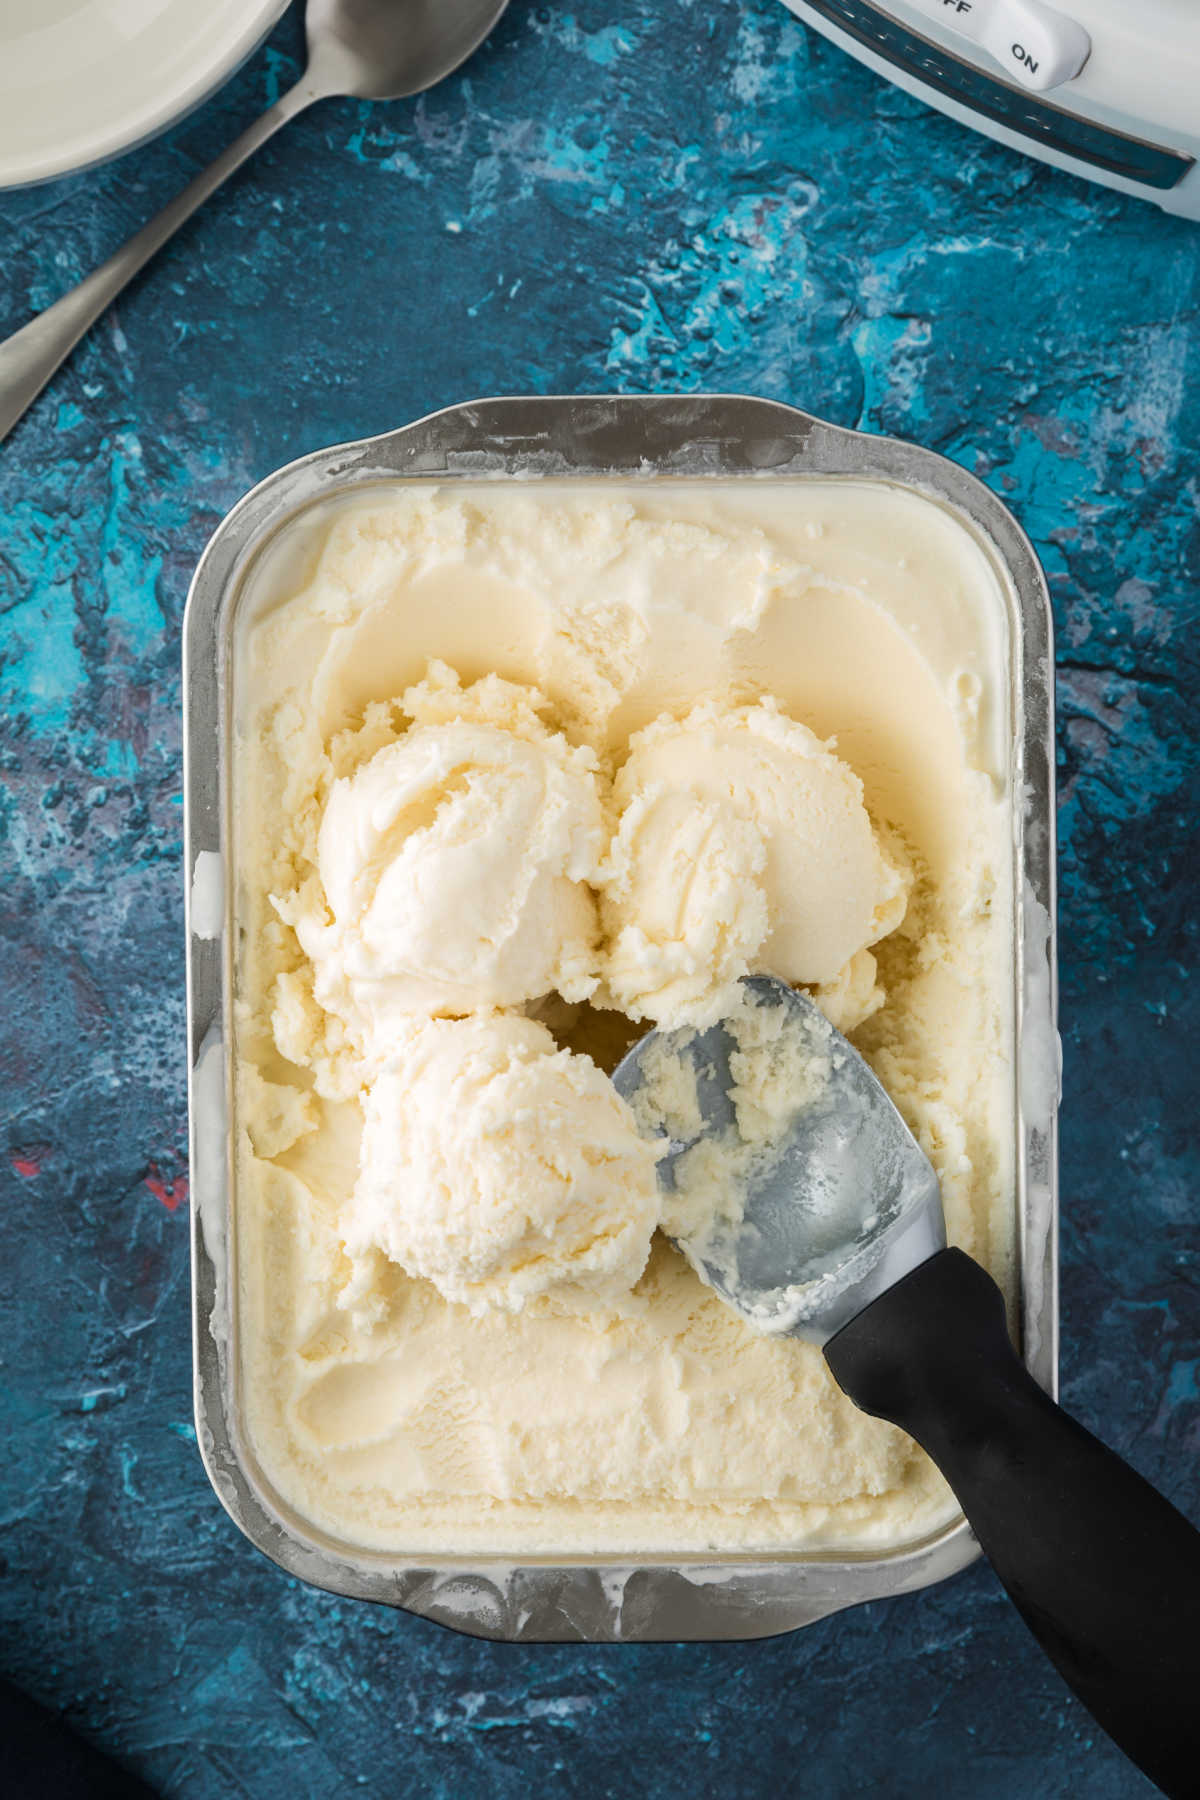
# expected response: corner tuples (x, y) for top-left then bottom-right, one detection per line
(615, 976), (1200, 1800)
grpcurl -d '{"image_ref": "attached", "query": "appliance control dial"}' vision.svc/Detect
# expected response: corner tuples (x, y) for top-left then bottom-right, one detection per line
(905, 0), (1091, 92)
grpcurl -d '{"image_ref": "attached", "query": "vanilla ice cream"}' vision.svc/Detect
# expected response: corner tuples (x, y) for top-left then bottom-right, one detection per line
(231, 477), (1015, 1555)
(600, 697), (909, 1029)
(346, 1013), (660, 1315)
(279, 664), (605, 1061)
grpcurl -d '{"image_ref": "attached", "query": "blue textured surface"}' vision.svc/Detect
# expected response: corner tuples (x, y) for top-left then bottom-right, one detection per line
(1, 3), (1197, 1795)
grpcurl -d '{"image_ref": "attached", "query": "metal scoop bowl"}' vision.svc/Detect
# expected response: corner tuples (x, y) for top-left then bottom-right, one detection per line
(615, 975), (1200, 1800)
(615, 974), (944, 1344)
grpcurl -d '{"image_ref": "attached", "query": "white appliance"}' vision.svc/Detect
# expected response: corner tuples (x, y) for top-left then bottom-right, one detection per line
(781, 0), (1200, 218)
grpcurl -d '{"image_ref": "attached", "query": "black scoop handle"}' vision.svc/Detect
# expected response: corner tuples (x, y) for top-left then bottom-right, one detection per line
(825, 1248), (1200, 1799)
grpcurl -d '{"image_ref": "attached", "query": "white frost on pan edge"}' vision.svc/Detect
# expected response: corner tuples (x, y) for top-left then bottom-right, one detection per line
(423, 1571), (513, 1633)
(1019, 879), (1060, 1379)
(190, 850), (225, 939)
(600, 1570), (631, 1614)
(192, 1026), (230, 1357)
(1019, 882), (1059, 1120)
(679, 1565), (739, 1587)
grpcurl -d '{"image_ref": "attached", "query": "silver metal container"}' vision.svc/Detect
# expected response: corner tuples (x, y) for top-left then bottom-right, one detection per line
(184, 393), (1058, 1643)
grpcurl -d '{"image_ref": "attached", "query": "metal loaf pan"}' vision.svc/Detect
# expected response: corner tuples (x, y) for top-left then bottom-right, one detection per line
(184, 393), (1058, 1643)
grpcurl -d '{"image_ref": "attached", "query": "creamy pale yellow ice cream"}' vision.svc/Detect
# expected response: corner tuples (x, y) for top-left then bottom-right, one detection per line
(600, 697), (908, 1030)
(347, 1013), (660, 1315)
(231, 477), (1014, 1555)
(280, 666), (606, 1052)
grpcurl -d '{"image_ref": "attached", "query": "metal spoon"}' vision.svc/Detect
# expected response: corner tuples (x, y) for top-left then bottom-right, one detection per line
(615, 974), (1200, 1800)
(0, 0), (509, 444)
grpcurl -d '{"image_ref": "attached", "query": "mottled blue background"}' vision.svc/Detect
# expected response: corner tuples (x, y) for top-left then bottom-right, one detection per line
(1, 2), (1197, 1795)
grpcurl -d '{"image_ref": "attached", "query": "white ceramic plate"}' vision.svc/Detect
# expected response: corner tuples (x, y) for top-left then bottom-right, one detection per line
(0, 0), (291, 189)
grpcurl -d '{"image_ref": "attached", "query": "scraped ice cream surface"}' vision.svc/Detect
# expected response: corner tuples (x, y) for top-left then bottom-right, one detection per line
(233, 478), (1014, 1554)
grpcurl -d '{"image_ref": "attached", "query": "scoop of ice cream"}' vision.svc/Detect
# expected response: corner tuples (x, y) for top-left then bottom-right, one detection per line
(598, 783), (769, 1029)
(346, 1014), (661, 1313)
(599, 699), (908, 1027)
(294, 676), (606, 1040)
(811, 947), (887, 1036)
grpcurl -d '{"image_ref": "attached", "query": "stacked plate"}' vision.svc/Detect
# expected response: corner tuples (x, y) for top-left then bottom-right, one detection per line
(0, 0), (289, 188)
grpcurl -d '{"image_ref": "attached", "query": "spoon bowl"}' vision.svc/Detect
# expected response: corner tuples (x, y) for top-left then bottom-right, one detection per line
(306, 0), (511, 100)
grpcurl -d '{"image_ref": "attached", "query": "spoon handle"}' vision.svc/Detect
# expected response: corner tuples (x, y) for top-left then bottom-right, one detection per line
(825, 1248), (1200, 1800)
(0, 76), (317, 445)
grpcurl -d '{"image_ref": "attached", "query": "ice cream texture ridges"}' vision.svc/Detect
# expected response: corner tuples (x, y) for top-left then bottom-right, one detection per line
(233, 479), (1014, 1554)
(347, 1013), (662, 1315)
(283, 664), (607, 1054)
